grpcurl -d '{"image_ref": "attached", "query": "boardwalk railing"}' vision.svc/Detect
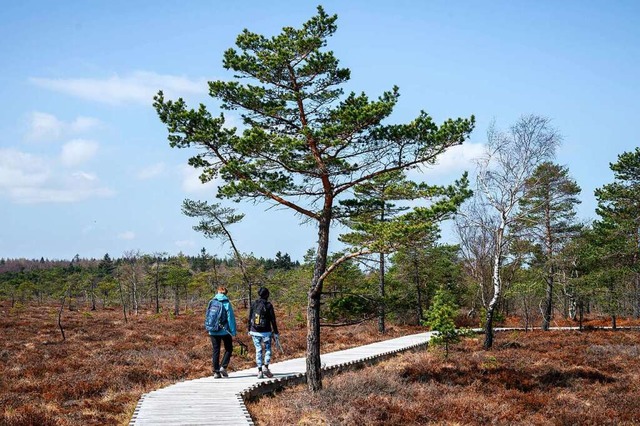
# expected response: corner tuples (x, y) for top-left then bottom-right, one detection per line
(130, 331), (434, 425)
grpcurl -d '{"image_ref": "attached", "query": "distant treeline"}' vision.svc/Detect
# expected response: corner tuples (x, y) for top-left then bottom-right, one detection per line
(0, 250), (299, 274)
(0, 245), (468, 328)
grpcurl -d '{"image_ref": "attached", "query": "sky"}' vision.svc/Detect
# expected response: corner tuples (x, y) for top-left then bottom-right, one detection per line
(1, 0), (638, 262)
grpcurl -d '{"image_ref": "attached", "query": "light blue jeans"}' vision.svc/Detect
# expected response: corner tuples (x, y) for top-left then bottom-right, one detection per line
(250, 332), (272, 368)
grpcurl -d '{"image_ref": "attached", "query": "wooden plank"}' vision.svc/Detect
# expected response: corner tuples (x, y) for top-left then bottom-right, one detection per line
(130, 331), (433, 425)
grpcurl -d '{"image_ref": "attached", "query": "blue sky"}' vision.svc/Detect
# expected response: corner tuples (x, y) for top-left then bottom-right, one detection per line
(1, 1), (638, 261)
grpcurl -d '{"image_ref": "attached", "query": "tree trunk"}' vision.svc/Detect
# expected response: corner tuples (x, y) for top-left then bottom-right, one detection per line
(485, 215), (505, 350)
(306, 291), (322, 391)
(414, 256), (422, 325)
(155, 260), (161, 314)
(542, 201), (554, 331)
(378, 252), (385, 334)
(90, 278), (97, 311)
(307, 213), (331, 392)
(635, 272), (640, 319)
(611, 314), (617, 330)
(522, 295), (530, 331)
(58, 293), (67, 342)
(134, 275), (139, 315)
(568, 290), (577, 321)
(542, 275), (553, 331)
(483, 307), (494, 349)
(578, 300), (584, 331)
(118, 279), (128, 324)
(174, 284), (180, 316)
(634, 229), (640, 318)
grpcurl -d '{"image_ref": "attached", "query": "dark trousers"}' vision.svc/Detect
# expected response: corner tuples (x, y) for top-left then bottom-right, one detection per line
(210, 334), (233, 372)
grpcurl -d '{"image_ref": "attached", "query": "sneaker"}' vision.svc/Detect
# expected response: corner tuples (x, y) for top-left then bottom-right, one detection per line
(213, 372), (222, 379)
(257, 371), (264, 379)
(219, 367), (229, 378)
(263, 367), (274, 378)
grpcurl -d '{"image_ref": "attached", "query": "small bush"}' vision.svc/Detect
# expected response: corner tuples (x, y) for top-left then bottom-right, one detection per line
(425, 289), (471, 357)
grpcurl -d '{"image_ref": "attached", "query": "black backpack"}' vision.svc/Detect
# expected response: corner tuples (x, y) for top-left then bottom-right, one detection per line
(252, 299), (269, 331)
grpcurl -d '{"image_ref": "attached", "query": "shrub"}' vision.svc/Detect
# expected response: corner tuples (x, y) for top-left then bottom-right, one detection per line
(425, 289), (471, 357)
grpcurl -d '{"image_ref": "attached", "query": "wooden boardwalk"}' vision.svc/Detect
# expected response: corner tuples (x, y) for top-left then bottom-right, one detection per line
(130, 331), (434, 425)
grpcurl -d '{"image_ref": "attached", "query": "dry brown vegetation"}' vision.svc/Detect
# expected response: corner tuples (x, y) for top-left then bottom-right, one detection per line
(0, 301), (419, 425)
(248, 329), (640, 425)
(3, 299), (639, 426)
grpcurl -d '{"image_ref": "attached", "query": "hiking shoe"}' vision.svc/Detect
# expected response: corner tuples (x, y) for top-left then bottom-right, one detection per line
(213, 372), (222, 379)
(263, 367), (274, 378)
(219, 367), (229, 378)
(257, 371), (264, 379)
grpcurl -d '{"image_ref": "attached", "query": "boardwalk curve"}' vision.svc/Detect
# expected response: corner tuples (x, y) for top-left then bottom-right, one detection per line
(130, 331), (434, 425)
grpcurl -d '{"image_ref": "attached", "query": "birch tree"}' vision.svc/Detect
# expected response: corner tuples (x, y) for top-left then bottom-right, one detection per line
(473, 115), (559, 349)
(118, 250), (145, 316)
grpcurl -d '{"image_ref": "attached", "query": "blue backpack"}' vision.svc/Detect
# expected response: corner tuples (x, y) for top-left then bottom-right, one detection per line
(205, 298), (228, 333)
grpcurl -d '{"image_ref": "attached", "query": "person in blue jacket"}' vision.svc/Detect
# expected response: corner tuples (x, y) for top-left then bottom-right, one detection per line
(208, 286), (237, 378)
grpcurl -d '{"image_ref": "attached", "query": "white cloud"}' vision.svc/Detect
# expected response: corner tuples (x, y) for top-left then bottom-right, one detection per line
(181, 165), (219, 194)
(420, 142), (485, 177)
(30, 71), (208, 106)
(118, 231), (136, 240)
(26, 112), (64, 142)
(25, 112), (101, 142)
(69, 116), (101, 133)
(72, 171), (98, 181)
(136, 162), (165, 180)
(7, 185), (113, 204)
(0, 149), (51, 188)
(60, 139), (99, 167)
(0, 148), (114, 204)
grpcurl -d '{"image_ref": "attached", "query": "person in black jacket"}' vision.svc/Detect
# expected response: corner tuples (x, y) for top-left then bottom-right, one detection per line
(248, 287), (279, 379)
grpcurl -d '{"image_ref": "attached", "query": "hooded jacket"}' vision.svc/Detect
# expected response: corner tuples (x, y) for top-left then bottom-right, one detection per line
(208, 292), (237, 336)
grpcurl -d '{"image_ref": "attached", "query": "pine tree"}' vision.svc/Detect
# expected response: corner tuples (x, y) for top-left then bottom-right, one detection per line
(154, 6), (474, 391)
(339, 171), (417, 334)
(594, 148), (640, 320)
(426, 288), (462, 358)
(517, 162), (581, 330)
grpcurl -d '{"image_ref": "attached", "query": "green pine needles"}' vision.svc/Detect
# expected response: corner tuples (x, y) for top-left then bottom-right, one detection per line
(425, 289), (469, 357)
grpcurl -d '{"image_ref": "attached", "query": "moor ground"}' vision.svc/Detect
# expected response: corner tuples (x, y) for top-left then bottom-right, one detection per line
(2, 301), (639, 426)
(248, 329), (640, 425)
(0, 301), (419, 425)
